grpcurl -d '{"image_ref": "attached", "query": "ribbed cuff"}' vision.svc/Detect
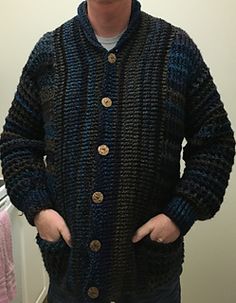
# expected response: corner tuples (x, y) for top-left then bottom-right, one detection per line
(23, 189), (53, 226)
(162, 196), (198, 236)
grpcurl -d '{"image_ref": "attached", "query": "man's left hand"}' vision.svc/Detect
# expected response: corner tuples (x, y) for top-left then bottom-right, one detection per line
(131, 214), (180, 244)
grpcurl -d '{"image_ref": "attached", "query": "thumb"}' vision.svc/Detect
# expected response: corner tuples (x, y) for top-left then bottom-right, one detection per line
(132, 220), (153, 243)
(59, 222), (72, 247)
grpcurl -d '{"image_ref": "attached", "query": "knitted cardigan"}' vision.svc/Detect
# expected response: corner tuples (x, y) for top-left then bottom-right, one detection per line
(0, 0), (235, 302)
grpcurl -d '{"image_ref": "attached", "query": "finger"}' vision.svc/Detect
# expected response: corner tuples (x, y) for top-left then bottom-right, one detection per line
(149, 230), (165, 242)
(59, 223), (72, 247)
(37, 225), (61, 242)
(41, 232), (61, 242)
(132, 221), (153, 243)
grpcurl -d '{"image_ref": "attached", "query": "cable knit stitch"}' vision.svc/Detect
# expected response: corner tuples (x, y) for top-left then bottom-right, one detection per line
(0, 0), (235, 302)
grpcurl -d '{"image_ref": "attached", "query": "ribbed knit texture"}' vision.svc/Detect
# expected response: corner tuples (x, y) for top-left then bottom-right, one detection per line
(0, 0), (235, 302)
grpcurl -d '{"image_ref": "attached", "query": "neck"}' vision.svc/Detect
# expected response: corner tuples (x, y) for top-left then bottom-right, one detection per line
(87, 0), (132, 37)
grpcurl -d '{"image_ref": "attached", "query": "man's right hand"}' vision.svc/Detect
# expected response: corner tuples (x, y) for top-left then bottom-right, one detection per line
(34, 209), (72, 247)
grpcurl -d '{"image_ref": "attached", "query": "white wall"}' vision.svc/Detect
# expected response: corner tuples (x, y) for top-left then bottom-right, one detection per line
(0, 1), (235, 302)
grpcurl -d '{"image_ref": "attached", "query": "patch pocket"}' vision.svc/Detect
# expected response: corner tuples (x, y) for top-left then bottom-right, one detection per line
(134, 234), (184, 276)
(141, 234), (183, 254)
(35, 233), (71, 281)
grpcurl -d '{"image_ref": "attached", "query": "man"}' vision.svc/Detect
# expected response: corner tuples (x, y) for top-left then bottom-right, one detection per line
(0, 0), (235, 302)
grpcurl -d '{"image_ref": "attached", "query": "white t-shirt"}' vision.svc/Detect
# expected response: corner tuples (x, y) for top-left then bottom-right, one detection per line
(95, 29), (126, 51)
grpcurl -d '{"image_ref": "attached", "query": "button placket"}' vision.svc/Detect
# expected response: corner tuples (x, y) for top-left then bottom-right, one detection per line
(87, 49), (119, 300)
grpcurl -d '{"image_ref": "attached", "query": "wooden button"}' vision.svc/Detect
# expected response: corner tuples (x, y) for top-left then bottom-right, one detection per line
(101, 97), (112, 107)
(92, 192), (104, 204)
(89, 240), (102, 252)
(108, 53), (117, 64)
(87, 286), (99, 299)
(98, 144), (109, 156)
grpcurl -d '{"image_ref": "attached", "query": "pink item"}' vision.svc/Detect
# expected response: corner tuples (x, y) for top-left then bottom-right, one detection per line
(0, 210), (16, 303)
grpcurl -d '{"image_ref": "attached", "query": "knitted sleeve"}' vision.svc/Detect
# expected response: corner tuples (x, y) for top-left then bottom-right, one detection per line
(162, 29), (235, 236)
(0, 31), (54, 226)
